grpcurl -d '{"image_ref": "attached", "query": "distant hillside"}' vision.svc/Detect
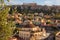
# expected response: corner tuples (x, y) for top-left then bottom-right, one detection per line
(8, 3), (60, 14)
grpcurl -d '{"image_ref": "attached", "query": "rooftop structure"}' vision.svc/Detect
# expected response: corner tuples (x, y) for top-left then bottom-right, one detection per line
(23, 3), (37, 6)
(56, 31), (60, 40)
(18, 21), (50, 40)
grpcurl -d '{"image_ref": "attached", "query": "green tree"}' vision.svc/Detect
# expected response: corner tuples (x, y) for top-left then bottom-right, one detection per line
(0, 0), (15, 40)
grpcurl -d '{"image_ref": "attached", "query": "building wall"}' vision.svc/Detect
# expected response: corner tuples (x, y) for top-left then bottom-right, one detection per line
(19, 31), (31, 39)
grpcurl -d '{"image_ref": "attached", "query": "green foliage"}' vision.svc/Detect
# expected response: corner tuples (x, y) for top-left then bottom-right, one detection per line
(9, 6), (17, 15)
(0, 0), (9, 2)
(7, 0), (10, 2)
(0, 0), (15, 40)
(0, 7), (15, 40)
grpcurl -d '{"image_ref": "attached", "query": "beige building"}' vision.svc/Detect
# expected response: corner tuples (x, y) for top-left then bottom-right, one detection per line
(18, 21), (50, 40)
(56, 31), (60, 40)
(19, 26), (50, 40)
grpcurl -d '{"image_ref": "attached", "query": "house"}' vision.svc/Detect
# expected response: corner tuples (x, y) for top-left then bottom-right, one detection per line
(18, 21), (50, 40)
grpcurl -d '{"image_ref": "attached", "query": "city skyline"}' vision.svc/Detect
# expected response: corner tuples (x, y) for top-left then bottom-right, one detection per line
(5, 0), (60, 6)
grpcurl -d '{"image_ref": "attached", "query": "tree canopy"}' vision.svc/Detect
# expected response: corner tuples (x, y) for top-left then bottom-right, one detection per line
(0, 0), (15, 40)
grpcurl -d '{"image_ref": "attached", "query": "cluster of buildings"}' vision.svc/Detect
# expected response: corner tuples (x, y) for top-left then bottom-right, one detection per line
(8, 12), (60, 40)
(8, 3), (60, 40)
(10, 3), (60, 14)
(11, 12), (60, 27)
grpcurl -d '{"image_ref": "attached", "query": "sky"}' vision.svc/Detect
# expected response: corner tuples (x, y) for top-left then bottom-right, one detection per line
(4, 0), (60, 6)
